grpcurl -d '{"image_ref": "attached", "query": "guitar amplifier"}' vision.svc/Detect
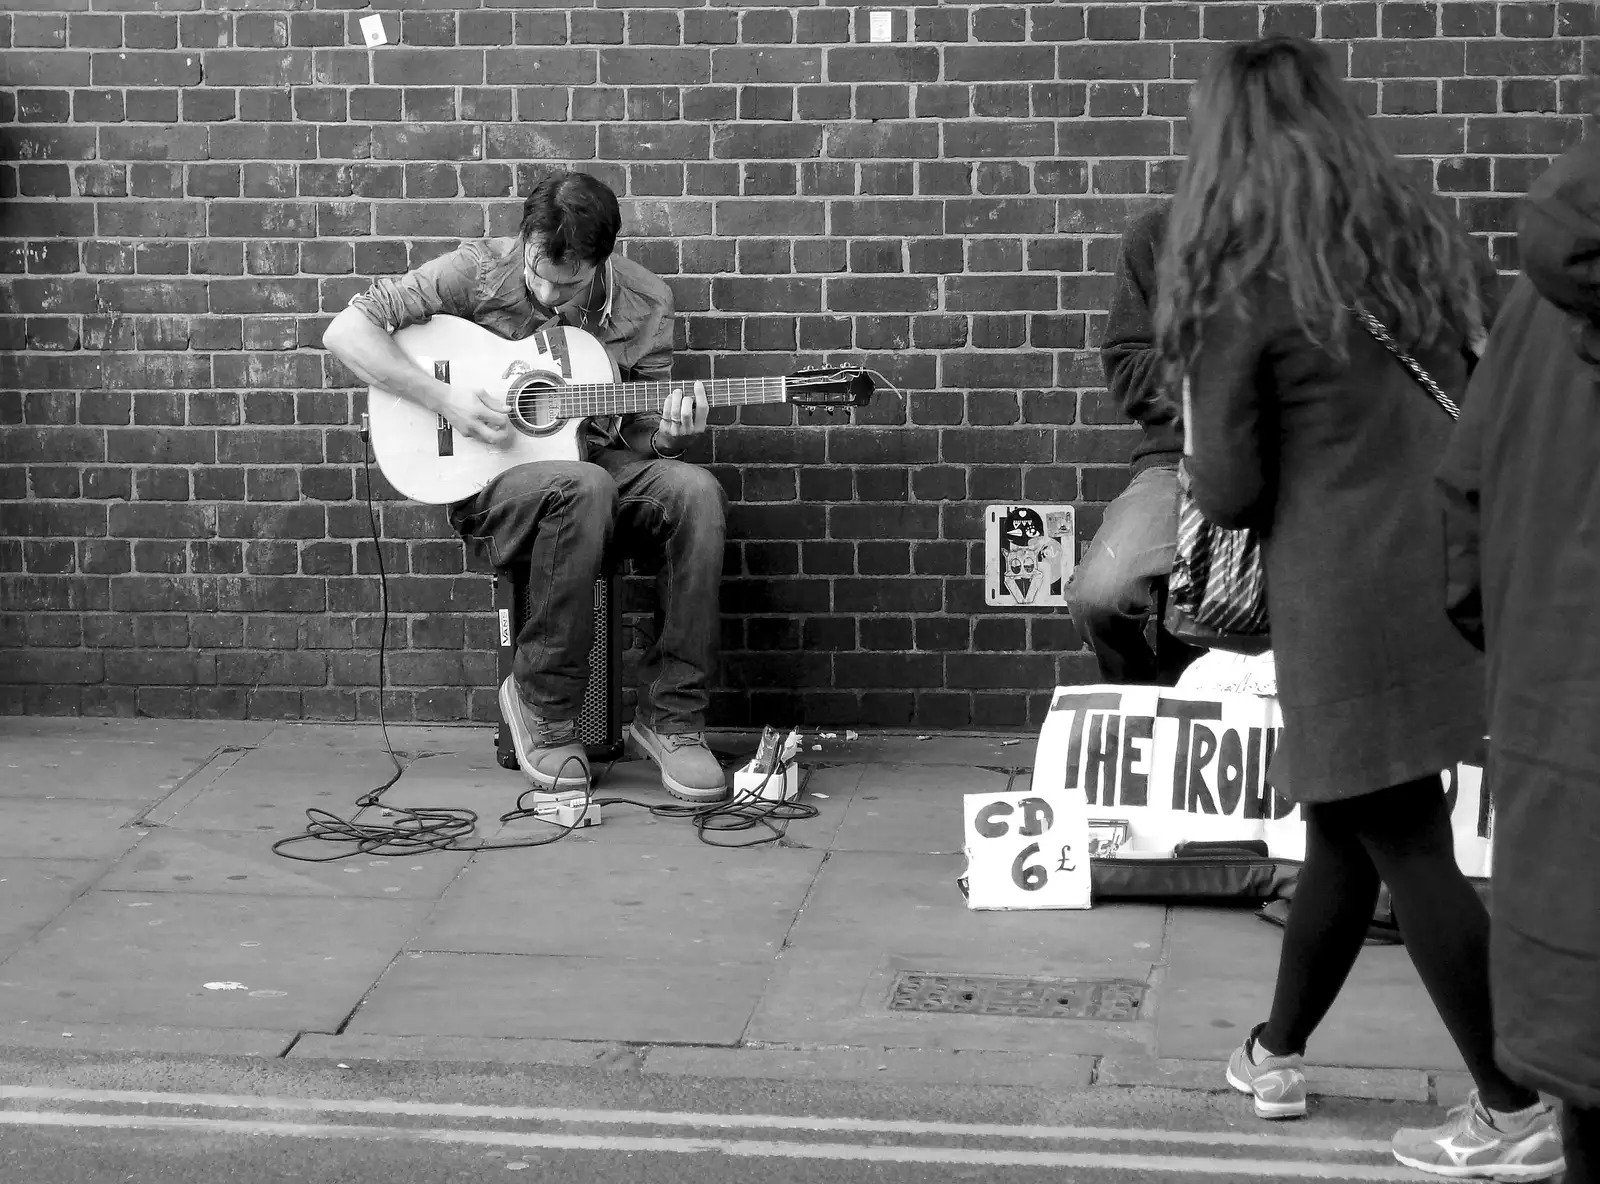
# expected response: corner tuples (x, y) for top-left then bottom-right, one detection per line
(494, 574), (624, 768)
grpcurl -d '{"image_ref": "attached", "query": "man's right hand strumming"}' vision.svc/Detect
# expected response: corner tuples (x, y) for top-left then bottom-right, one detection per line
(438, 385), (512, 447)
(323, 305), (512, 448)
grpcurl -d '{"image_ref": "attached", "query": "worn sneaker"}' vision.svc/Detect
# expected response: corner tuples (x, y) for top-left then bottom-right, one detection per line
(1225, 1023), (1308, 1119)
(498, 677), (589, 798)
(627, 721), (728, 802)
(1391, 1092), (1564, 1180)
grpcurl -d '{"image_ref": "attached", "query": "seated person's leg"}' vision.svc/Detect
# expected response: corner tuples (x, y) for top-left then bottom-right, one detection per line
(1066, 464), (1197, 686)
(594, 450), (729, 801)
(449, 460), (616, 792)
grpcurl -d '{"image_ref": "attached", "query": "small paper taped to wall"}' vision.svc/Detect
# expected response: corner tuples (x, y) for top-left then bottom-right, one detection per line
(360, 14), (388, 46)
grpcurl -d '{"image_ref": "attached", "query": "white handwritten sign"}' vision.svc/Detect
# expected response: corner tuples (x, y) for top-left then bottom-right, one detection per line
(962, 789), (1092, 911)
(1035, 684), (1493, 877)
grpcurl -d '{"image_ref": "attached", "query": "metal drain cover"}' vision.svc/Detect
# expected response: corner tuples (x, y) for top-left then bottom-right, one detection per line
(888, 972), (1146, 1020)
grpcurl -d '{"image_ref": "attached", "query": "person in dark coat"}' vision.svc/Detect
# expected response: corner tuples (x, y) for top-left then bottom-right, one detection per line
(1156, 37), (1562, 1179)
(1436, 130), (1600, 1183)
(1065, 203), (1202, 686)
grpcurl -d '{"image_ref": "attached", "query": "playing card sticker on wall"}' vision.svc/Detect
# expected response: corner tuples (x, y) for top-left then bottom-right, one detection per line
(984, 504), (1076, 607)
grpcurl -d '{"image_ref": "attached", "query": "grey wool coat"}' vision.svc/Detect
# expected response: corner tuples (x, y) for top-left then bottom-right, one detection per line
(1184, 281), (1489, 804)
(1436, 134), (1600, 1107)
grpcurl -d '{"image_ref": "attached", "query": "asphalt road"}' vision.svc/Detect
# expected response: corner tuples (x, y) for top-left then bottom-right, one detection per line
(0, 1048), (1462, 1184)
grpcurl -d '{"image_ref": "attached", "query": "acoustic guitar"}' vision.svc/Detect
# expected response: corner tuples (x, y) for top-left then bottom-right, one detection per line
(366, 314), (875, 504)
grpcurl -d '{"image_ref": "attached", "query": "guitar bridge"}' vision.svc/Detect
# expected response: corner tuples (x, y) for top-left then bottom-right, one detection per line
(433, 359), (453, 455)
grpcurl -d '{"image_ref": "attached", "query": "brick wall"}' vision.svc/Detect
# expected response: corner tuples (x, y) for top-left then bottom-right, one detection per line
(0, 1), (1590, 729)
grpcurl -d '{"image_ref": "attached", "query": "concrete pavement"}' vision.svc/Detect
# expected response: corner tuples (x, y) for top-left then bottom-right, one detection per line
(0, 715), (1471, 1107)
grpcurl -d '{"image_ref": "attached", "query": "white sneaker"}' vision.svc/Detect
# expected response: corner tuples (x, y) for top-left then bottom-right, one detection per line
(1391, 1092), (1564, 1180)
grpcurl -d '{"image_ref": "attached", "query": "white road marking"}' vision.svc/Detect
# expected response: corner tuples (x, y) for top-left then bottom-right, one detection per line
(0, 1085), (1392, 1152)
(0, 1110), (1425, 1180)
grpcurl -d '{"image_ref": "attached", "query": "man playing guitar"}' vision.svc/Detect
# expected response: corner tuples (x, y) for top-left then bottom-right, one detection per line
(322, 171), (729, 805)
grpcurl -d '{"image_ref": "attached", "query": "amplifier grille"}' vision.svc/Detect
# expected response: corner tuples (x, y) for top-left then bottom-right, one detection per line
(496, 575), (621, 764)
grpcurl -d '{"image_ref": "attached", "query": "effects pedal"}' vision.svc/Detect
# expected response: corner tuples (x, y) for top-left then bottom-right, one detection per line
(530, 792), (600, 829)
(554, 800), (600, 829)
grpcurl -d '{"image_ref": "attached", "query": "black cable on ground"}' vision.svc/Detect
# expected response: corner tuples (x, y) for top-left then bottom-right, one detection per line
(271, 426), (816, 863)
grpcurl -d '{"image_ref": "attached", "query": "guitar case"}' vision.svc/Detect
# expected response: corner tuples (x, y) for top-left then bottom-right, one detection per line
(1086, 840), (1491, 946)
(1089, 840), (1297, 903)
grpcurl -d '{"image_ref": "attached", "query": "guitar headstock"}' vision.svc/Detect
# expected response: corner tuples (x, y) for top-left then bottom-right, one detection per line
(783, 367), (876, 407)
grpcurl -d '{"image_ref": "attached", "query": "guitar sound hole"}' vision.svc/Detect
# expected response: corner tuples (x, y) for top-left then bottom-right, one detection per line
(510, 380), (564, 436)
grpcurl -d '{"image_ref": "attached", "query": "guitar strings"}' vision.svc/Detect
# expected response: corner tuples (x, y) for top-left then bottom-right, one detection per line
(509, 380), (789, 417)
(501, 374), (867, 420)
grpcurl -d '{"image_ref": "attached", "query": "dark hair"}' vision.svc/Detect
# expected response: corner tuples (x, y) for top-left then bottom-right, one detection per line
(519, 172), (621, 266)
(1155, 36), (1484, 387)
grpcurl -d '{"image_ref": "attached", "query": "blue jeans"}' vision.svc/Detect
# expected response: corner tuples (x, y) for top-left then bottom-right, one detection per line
(1065, 463), (1201, 685)
(448, 449), (727, 731)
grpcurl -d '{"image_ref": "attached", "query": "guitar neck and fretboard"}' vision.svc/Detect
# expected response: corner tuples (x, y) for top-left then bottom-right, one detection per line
(535, 377), (789, 419)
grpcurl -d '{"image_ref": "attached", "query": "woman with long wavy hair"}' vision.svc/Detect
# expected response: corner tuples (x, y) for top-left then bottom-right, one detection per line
(1155, 37), (1563, 1179)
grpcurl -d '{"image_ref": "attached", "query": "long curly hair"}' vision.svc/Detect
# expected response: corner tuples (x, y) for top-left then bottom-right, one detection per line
(1154, 36), (1484, 388)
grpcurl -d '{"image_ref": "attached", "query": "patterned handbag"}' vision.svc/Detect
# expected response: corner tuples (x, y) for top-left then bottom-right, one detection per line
(1163, 461), (1272, 655)
(1163, 379), (1272, 655)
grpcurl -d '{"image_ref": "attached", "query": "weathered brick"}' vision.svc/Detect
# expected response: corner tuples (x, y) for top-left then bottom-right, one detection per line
(713, 201), (824, 242)
(945, 121), (1056, 159)
(487, 125), (597, 161)
(374, 48), (483, 87)
(1465, 39), (1583, 77)
(201, 49), (313, 87)
(713, 124), (819, 160)
(701, 48), (819, 88)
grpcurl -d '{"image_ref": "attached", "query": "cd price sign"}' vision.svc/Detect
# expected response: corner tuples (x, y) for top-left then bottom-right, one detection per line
(961, 789), (1091, 911)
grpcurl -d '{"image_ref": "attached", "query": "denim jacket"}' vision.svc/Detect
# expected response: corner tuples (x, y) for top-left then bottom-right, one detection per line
(347, 236), (676, 459)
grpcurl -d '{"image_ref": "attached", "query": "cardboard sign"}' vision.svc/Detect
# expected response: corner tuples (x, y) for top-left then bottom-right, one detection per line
(1036, 684), (1494, 877)
(984, 504), (1075, 607)
(962, 788), (1092, 911)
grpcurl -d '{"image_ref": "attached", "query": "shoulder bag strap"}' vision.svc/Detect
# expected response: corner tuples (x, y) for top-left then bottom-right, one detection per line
(1353, 306), (1462, 421)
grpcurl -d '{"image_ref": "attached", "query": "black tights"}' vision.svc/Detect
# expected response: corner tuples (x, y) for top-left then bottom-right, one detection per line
(1565, 1104), (1600, 1184)
(1260, 775), (1540, 1114)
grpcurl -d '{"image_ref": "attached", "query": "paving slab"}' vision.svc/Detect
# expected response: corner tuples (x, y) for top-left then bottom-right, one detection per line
(801, 732), (1035, 769)
(415, 840), (822, 964)
(0, 889), (429, 1031)
(96, 828), (469, 900)
(0, 718), (276, 748)
(1156, 908), (1465, 1071)
(0, 799), (148, 862)
(0, 858), (104, 962)
(1435, 1072), (1475, 1107)
(371, 750), (534, 847)
(777, 851), (1167, 965)
(347, 951), (769, 1046)
(747, 949), (1156, 1055)
(1, 738), (227, 805)
(744, 852), (1163, 1055)
(289, 1033), (643, 1069)
(156, 725), (407, 835)
(379, 724), (497, 756)
(0, 1021), (293, 1059)
(767, 764), (860, 851)
(831, 764), (1009, 855)
(644, 1044), (1095, 1088)
(1095, 1051), (1431, 1102)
